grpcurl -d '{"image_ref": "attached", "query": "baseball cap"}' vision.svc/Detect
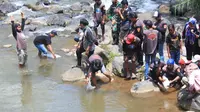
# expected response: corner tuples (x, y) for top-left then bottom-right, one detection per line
(153, 11), (161, 18)
(143, 20), (153, 27)
(126, 34), (135, 44)
(51, 30), (58, 36)
(192, 55), (200, 63)
(179, 59), (185, 65)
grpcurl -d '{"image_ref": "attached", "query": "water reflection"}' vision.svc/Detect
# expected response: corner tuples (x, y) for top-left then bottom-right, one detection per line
(38, 59), (54, 77)
(19, 67), (33, 112)
(80, 90), (105, 112)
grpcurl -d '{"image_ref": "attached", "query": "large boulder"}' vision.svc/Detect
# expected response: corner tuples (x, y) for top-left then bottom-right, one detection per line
(82, 5), (93, 13)
(131, 80), (159, 94)
(62, 68), (85, 82)
(0, 2), (18, 15)
(107, 45), (121, 55)
(70, 2), (82, 11)
(158, 4), (170, 14)
(112, 56), (124, 77)
(46, 14), (71, 27)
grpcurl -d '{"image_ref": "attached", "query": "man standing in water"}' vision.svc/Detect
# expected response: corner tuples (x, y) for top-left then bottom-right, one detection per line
(33, 30), (57, 59)
(93, 0), (106, 41)
(153, 11), (167, 62)
(75, 19), (96, 68)
(10, 12), (28, 66)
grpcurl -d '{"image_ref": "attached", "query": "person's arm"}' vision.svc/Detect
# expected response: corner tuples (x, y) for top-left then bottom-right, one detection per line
(21, 12), (25, 31)
(178, 33), (183, 53)
(170, 69), (181, 83)
(47, 44), (56, 59)
(166, 35), (171, 58)
(101, 5), (106, 24)
(10, 16), (17, 40)
(101, 65), (112, 82)
(155, 23), (167, 34)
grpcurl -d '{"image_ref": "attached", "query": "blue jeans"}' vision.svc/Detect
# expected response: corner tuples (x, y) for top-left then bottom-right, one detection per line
(145, 52), (156, 79)
(35, 44), (48, 55)
(170, 50), (180, 64)
(159, 43), (164, 62)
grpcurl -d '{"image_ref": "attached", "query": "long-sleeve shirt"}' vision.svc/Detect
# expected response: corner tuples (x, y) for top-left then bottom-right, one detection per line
(11, 18), (27, 50)
(82, 26), (96, 51)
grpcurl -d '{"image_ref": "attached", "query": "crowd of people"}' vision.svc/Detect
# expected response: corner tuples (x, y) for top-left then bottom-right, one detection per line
(10, 0), (200, 93)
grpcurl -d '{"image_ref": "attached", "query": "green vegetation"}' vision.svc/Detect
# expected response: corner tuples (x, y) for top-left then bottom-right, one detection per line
(173, 0), (200, 16)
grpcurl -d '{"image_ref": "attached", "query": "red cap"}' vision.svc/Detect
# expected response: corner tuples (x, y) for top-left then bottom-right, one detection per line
(126, 34), (135, 44)
(179, 59), (185, 65)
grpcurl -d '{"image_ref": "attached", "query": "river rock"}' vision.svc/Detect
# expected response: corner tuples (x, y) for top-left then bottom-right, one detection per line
(23, 3), (43, 11)
(70, 2), (82, 11)
(46, 14), (71, 27)
(82, 5), (93, 12)
(159, 4), (170, 14)
(61, 48), (70, 53)
(62, 68), (85, 82)
(131, 80), (159, 94)
(80, 1), (91, 6)
(65, 52), (73, 56)
(3, 44), (12, 48)
(0, 2), (18, 15)
(107, 45), (121, 55)
(112, 56), (124, 77)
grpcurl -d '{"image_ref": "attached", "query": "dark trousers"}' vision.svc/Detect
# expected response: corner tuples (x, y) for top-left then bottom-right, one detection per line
(170, 50), (180, 65)
(112, 24), (120, 44)
(136, 45), (143, 66)
(76, 45), (94, 66)
(186, 44), (195, 60)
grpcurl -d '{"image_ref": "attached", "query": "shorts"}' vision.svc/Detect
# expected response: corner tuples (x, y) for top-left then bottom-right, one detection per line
(17, 49), (27, 65)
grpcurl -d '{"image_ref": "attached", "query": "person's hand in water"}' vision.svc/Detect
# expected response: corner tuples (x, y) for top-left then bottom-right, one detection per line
(52, 53), (56, 59)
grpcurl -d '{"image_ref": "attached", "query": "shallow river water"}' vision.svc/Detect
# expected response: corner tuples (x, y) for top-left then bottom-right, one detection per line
(0, 0), (183, 112)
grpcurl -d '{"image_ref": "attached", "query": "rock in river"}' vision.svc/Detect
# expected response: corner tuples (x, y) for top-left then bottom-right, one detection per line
(131, 80), (159, 94)
(62, 68), (85, 82)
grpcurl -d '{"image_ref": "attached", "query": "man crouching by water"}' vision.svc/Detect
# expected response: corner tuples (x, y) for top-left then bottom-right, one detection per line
(86, 54), (113, 89)
(162, 59), (183, 89)
(10, 12), (27, 67)
(33, 30), (57, 59)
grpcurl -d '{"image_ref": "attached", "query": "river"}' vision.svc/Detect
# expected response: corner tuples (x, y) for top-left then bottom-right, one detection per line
(0, 0), (182, 112)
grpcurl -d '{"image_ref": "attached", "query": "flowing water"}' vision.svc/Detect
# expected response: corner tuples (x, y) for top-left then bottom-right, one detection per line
(0, 0), (182, 112)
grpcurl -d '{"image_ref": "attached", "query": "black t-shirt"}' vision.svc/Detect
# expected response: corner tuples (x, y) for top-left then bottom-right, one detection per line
(34, 35), (52, 46)
(166, 31), (181, 51)
(123, 37), (140, 55)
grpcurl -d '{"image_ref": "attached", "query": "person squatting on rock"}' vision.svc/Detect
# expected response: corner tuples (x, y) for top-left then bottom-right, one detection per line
(10, 12), (28, 67)
(166, 24), (183, 64)
(122, 33), (140, 80)
(143, 20), (161, 80)
(128, 11), (144, 67)
(148, 58), (166, 91)
(182, 17), (199, 61)
(93, 0), (106, 41)
(153, 11), (167, 62)
(162, 59), (183, 89)
(33, 30), (58, 59)
(76, 19), (97, 67)
(86, 54), (113, 88)
(107, 0), (121, 45)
